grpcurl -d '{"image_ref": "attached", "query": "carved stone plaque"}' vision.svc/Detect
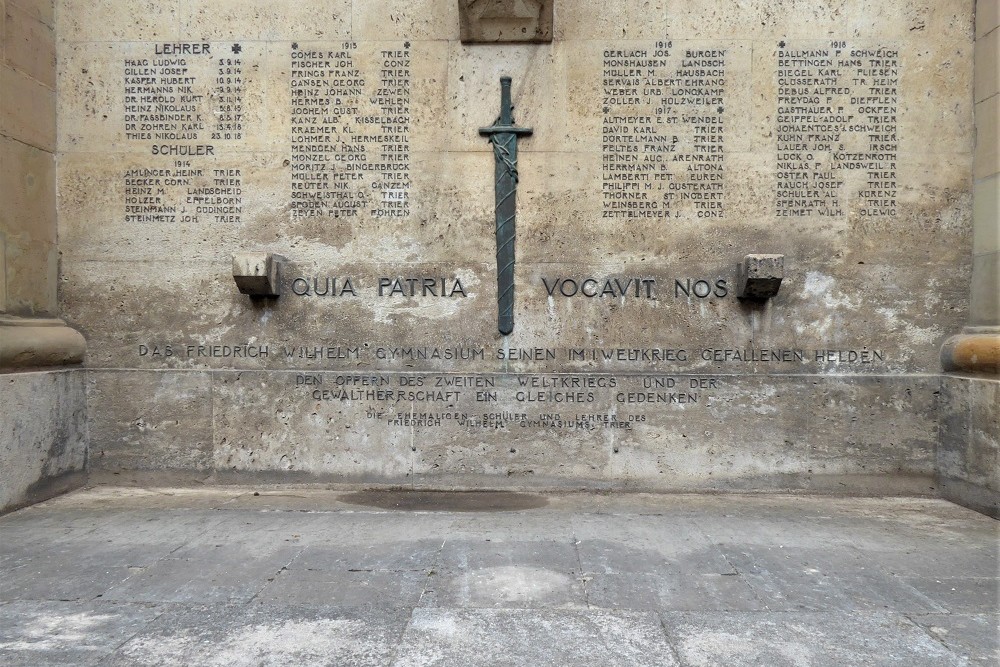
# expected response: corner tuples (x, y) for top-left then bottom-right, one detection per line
(458, 0), (553, 43)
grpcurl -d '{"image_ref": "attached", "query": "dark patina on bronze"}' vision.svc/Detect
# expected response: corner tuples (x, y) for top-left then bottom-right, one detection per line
(480, 77), (532, 335)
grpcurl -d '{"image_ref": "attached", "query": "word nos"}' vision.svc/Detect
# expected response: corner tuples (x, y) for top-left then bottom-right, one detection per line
(289, 276), (466, 297)
(541, 277), (729, 299)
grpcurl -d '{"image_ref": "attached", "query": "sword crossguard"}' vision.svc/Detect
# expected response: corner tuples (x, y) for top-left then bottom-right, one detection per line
(479, 76), (533, 137)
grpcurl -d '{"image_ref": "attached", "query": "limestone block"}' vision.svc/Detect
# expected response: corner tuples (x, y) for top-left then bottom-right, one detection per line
(11, 0), (54, 26)
(0, 135), (56, 243)
(970, 252), (1000, 327)
(180, 0), (350, 41)
(213, 370), (413, 479)
(978, 0), (999, 38)
(974, 94), (1000, 179)
(2, 238), (57, 315)
(969, 377), (1000, 486)
(458, 0), (553, 43)
(0, 65), (54, 151)
(57, 151), (283, 261)
(613, 375), (938, 492)
(0, 370), (87, 512)
(3, 2), (55, 88)
(355, 0), (459, 41)
(665, 0), (971, 41)
(58, 149), (491, 265)
(556, 0), (666, 41)
(0, 316), (86, 366)
(974, 25), (999, 103)
(898, 41), (974, 156)
(57, 0), (179, 42)
(233, 252), (281, 297)
(938, 375), (1000, 516)
(210, 371), (938, 493)
(0, 232), (6, 311)
(973, 174), (1000, 255)
(736, 254), (784, 300)
(87, 370), (213, 471)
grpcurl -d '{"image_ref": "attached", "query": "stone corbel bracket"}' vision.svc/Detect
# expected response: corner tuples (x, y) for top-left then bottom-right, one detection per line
(0, 316), (87, 368)
(736, 254), (784, 300)
(233, 252), (283, 297)
(459, 0), (553, 43)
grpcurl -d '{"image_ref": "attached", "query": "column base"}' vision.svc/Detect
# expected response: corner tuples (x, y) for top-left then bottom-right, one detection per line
(0, 316), (87, 368)
(940, 327), (1000, 374)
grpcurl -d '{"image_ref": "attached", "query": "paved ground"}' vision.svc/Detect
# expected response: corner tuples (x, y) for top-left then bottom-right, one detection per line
(0, 487), (997, 666)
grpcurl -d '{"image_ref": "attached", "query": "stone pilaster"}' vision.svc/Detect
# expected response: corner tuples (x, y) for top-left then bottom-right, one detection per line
(942, 0), (1000, 374)
(0, 0), (85, 368)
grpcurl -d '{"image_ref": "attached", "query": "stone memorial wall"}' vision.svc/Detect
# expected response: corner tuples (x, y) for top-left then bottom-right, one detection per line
(56, 0), (976, 491)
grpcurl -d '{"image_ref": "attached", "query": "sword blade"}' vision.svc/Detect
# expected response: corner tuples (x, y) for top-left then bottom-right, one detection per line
(494, 131), (517, 335)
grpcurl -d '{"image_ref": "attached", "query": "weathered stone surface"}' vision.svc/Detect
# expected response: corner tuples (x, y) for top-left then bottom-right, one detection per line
(970, 252), (1000, 326)
(3, 1), (56, 88)
(0, 601), (162, 666)
(10, 0), (55, 27)
(397, 608), (681, 666)
(973, 175), (1000, 255)
(458, 0), (553, 43)
(0, 317), (86, 367)
(0, 232), (7, 310)
(661, 611), (969, 666)
(938, 375), (1000, 517)
(45, 0), (983, 492)
(87, 370), (213, 472)
(232, 251), (281, 297)
(0, 486), (997, 667)
(81, 368), (941, 493)
(0, 370), (87, 512)
(941, 331), (1000, 373)
(0, 136), (55, 246)
(911, 614), (1000, 667)
(57, 0), (179, 43)
(0, 64), (54, 151)
(975, 93), (999, 179)
(0, 490), (995, 664)
(974, 26), (999, 103)
(736, 254), (784, 300)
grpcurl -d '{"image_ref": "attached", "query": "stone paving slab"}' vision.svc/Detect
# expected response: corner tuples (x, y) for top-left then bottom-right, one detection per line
(105, 604), (411, 667)
(660, 611), (970, 667)
(0, 487), (996, 666)
(393, 608), (681, 667)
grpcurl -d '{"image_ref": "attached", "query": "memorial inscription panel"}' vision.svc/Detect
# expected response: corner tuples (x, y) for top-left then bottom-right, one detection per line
(58, 0), (973, 486)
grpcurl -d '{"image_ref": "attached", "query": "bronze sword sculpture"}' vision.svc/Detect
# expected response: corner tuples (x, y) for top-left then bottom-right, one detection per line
(480, 76), (532, 335)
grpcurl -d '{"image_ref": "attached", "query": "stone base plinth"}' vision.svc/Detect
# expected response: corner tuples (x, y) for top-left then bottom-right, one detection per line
(0, 316), (86, 368)
(0, 369), (88, 513)
(940, 328), (1000, 375)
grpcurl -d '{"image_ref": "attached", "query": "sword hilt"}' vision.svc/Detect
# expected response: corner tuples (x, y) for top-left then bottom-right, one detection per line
(479, 76), (533, 137)
(499, 76), (513, 125)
